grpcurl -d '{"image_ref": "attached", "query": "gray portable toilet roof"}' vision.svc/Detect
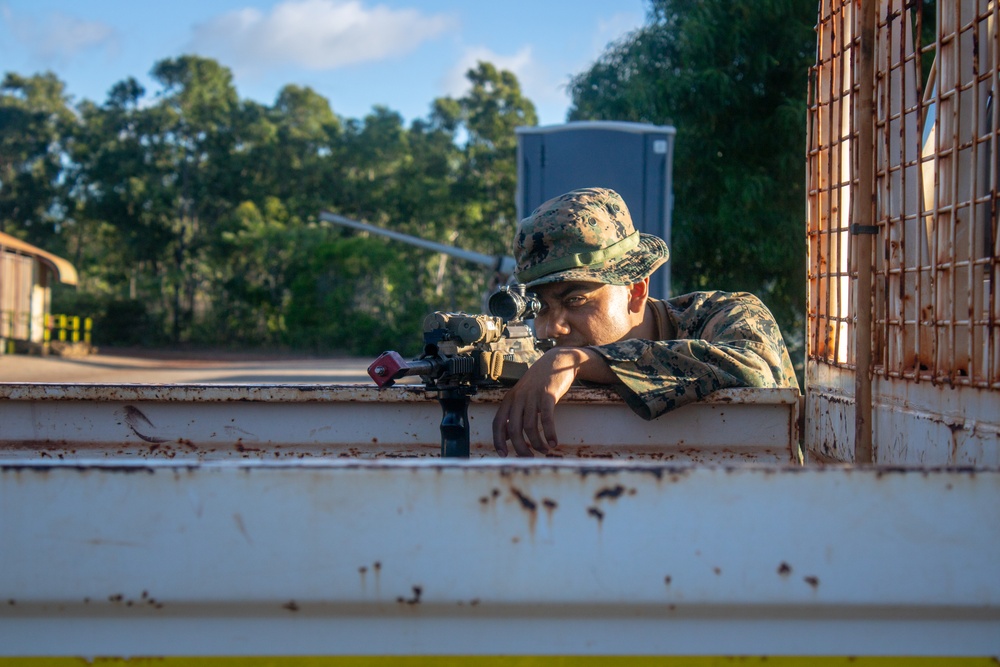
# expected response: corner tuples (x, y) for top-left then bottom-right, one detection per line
(516, 120), (677, 136)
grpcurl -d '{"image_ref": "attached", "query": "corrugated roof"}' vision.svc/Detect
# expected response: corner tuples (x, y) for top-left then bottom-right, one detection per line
(0, 231), (78, 285)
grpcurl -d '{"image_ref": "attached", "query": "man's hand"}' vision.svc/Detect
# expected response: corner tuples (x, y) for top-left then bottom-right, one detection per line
(492, 347), (615, 457)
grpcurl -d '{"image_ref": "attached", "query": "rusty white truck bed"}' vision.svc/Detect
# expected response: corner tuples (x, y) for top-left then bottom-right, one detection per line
(0, 384), (802, 463)
(0, 384), (997, 658)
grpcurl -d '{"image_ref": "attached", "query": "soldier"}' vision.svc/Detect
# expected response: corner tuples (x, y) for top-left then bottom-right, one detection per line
(493, 187), (799, 457)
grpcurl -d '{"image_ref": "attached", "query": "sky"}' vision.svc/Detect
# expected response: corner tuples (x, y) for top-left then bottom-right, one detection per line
(0, 0), (648, 127)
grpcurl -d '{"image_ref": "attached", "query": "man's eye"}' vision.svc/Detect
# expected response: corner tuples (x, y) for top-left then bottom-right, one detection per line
(565, 296), (586, 307)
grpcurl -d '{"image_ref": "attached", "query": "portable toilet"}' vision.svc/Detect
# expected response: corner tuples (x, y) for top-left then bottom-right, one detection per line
(516, 121), (676, 299)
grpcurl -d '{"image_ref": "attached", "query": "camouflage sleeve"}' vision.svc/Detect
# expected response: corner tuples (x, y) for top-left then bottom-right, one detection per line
(588, 293), (799, 420)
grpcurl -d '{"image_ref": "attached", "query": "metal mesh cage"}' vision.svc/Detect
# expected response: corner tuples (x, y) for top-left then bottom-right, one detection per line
(808, 0), (1000, 388)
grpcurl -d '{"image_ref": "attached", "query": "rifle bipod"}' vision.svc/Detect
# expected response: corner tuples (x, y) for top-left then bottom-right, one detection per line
(433, 385), (476, 458)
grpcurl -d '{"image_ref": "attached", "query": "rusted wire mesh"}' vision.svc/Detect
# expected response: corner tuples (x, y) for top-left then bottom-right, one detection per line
(807, 0), (1000, 388)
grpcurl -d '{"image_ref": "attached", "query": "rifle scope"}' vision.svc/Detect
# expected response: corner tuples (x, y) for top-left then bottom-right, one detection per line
(487, 284), (541, 323)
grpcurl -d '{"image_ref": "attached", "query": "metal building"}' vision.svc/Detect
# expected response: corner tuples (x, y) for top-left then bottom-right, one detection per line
(806, 0), (1000, 463)
(516, 121), (676, 298)
(0, 231), (77, 351)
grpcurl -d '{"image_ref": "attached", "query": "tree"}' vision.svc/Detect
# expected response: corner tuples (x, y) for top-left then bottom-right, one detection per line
(148, 56), (241, 341)
(203, 197), (295, 345)
(0, 72), (76, 248)
(237, 85), (343, 219)
(2, 57), (542, 353)
(441, 62), (538, 257)
(569, 0), (815, 367)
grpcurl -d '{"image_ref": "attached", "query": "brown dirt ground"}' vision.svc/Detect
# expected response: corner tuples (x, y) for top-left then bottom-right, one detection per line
(0, 347), (379, 384)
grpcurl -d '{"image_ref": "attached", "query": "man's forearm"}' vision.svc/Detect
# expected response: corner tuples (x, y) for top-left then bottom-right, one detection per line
(562, 346), (618, 384)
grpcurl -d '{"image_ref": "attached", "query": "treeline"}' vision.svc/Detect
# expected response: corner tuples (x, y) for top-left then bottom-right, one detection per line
(1, 59), (533, 354)
(0, 0), (815, 362)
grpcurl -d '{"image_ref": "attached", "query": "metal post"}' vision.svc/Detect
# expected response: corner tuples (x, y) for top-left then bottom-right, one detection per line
(853, 0), (877, 464)
(437, 387), (473, 458)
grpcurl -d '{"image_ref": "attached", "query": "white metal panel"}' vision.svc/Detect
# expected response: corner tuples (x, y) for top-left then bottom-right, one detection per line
(807, 363), (1000, 464)
(0, 384), (802, 463)
(0, 460), (996, 656)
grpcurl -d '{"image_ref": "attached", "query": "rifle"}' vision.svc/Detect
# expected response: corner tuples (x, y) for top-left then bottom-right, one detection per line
(319, 211), (516, 287)
(368, 284), (552, 458)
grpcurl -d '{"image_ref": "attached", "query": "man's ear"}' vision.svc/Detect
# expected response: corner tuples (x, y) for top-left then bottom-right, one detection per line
(627, 278), (650, 313)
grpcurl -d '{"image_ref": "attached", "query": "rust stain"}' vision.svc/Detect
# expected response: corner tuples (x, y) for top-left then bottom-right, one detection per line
(233, 513), (253, 545)
(397, 585), (422, 605)
(510, 487), (537, 512)
(283, 600), (299, 611)
(946, 421), (964, 462)
(594, 484), (626, 500)
(139, 590), (162, 609)
(122, 405), (168, 444)
(778, 562), (792, 576)
(587, 506), (604, 522)
(804, 575), (820, 589)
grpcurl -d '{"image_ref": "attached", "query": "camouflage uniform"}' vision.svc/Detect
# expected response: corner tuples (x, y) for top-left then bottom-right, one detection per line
(513, 187), (799, 421)
(590, 291), (799, 420)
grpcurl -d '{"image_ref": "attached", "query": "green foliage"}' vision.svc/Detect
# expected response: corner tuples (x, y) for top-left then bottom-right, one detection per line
(569, 0), (815, 369)
(284, 234), (426, 355)
(0, 72), (77, 250)
(0, 55), (536, 354)
(443, 62), (538, 251)
(1, 1), (816, 364)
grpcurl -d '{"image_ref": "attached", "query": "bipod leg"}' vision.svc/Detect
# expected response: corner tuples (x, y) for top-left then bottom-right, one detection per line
(438, 386), (473, 458)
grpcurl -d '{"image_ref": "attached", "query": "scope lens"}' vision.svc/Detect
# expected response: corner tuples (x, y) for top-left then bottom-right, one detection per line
(487, 290), (520, 321)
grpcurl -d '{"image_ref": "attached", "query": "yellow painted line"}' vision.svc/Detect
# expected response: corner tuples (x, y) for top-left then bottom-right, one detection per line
(1, 658), (997, 666)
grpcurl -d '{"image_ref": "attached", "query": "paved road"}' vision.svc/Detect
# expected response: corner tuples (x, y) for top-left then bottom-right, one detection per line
(0, 349), (381, 384)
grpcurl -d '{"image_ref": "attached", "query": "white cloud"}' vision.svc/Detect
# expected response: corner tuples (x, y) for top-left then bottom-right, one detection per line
(190, 0), (455, 72)
(2, 6), (118, 63)
(441, 44), (583, 126)
(439, 8), (644, 124)
(441, 45), (535, 98)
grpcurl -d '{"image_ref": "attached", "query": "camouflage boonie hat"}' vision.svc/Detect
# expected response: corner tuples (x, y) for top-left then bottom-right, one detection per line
(513, 187), (669, 287)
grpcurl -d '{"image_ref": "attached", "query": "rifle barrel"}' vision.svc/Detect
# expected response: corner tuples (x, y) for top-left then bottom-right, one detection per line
(319, 211), (513, 273)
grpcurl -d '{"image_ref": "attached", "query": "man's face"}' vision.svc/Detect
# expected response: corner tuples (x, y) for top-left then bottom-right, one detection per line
(531, 281), (634, 347)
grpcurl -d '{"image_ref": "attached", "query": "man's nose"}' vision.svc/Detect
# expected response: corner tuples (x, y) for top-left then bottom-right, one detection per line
(538, 310), (571, 338)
